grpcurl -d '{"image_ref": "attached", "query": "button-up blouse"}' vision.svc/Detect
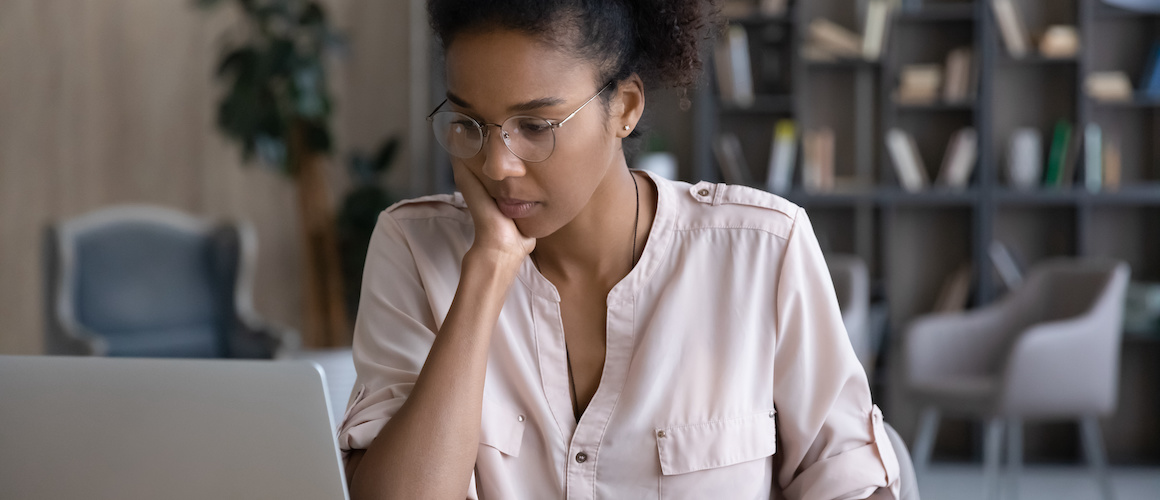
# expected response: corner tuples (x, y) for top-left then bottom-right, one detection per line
(338, 171), (901, 499)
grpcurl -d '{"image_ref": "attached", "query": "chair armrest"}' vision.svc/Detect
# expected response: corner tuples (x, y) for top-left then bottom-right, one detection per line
(904, 304), (1012, 383)
(230, 307), (301, 359)
(46, 320), (109, 356)
(999, 314), (1119, 417)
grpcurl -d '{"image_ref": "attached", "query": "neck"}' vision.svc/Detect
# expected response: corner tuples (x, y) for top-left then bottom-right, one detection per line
(533, 168), (644, 285)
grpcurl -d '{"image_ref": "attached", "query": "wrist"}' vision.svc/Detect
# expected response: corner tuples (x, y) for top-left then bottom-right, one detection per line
(462, 248), (524, 281)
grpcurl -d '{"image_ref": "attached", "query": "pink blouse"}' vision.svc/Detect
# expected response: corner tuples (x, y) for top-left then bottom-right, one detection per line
(338, 171), (901, 499)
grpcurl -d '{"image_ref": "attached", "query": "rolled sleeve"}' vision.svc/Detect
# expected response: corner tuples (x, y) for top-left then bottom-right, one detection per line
(773, 208), (900, 499)
(336, 210), (440, 454)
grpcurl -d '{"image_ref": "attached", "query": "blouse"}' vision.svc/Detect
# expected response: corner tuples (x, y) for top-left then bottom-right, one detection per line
(338, 171), (901, 499)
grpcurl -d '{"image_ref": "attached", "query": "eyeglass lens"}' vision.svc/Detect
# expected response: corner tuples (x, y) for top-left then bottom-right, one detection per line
(430, 113), (558, 163)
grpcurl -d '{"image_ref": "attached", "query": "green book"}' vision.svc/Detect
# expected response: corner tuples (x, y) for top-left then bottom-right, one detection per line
(1044, 120), (1072, 187)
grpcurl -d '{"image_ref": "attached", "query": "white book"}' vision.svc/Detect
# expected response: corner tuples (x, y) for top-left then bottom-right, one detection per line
(991, 0), (1030, 58)
(766, 119), (798, 193)
(886, 128), (928, 192)
(862, 0), (892, 61)
(1084, 123), (1103, 193)
(726, 25), (755, 107)
(1007, 128), (1042, 189)
(942, 47), (973, 102)
(937, 127), (978, 189)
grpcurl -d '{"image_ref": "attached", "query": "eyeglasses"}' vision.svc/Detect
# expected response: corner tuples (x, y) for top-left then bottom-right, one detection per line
(427, 81), (613, 163)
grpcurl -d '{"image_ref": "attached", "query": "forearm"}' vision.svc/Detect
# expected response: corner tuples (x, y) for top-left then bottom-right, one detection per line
(349, 252), (519, 499)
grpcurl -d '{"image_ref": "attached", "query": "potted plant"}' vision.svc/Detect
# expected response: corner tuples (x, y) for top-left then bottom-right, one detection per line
(338, 136), (401, 322)
(197, 0), (349, 347)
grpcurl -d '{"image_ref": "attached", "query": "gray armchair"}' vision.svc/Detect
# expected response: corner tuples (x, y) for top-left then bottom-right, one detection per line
(45, 205), (299, 358)
(904, 258), (1130, 500)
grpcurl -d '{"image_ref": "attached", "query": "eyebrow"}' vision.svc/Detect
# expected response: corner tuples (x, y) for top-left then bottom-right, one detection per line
(445, 91), (567, 114)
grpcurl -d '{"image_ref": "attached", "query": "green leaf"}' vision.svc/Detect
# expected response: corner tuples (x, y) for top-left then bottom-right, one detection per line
(299, 2), (326, 26)
(372, 136), (401, 173)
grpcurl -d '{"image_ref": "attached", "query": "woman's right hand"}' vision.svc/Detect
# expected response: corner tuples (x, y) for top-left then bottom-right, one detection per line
(451, 162), (536, 267)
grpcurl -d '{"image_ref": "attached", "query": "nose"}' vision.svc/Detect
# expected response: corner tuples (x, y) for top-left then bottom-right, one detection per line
(479, 124), (527, 181)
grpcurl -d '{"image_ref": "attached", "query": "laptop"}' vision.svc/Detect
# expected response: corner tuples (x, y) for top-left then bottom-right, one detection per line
(0, 355), (350, 500)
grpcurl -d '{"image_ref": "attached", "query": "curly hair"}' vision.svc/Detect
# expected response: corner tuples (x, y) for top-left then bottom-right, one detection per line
(428, 0), (719, 95)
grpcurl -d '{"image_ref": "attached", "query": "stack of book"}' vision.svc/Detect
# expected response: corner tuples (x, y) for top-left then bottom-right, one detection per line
(802, 0), (893, 62)
(896, 47), (974, 105)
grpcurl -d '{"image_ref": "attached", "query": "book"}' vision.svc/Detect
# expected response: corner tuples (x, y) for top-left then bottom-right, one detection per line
(808, 18), (863, 59)
(942, 47), (974, 102)
(898, 64), (943, 104)
(713, 132), (752, 185)
(991, 0), (1031, 58)
(885, 128), (929, 192)
(1103, 134), (1121, 191)
(1084, 123), (1102, 193)
(1060, 125), (1082, 187)
(989, 240), (1024, 291)
(1085, 71), (1134, 102)
(759, 0), (789, 16)
(802, 127), (835, 193)
(765, 119), (798, 193)
(1007, 128), (1042, 190)
(862, 0), (892, 61)
(717, 25), (755, 108)
(933, 264), (973, 312)
(1044, 120), (1073, 187)
(1039, 25), (1079, 58)
(936, 127), (978, 189)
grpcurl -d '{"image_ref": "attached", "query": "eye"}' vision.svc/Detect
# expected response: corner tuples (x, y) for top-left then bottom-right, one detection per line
(516, 118), (551, 135)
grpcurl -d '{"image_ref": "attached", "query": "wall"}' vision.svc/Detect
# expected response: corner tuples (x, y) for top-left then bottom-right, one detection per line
(0, 0), (418, 354)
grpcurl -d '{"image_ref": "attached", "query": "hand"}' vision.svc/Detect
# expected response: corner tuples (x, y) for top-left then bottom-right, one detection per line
(451, 162), (536, 266)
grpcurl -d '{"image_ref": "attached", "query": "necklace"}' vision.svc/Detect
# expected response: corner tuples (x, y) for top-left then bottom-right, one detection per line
(565, 171), (640, 424)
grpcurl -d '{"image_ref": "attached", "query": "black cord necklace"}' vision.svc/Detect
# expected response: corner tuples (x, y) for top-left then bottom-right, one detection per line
(565, 171), (640, 424)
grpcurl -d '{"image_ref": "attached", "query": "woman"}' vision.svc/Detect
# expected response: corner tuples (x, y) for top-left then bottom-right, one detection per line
(340, 1), (900, 498)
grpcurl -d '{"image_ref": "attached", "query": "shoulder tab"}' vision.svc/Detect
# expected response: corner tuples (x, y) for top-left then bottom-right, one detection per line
(387, 193), (466, 213)
(687, 181), (798, 218)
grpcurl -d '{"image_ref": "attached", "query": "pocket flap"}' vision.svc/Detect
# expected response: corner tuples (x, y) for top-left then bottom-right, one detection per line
(479, 398), (526, 457)
(656, 409), (777, 475)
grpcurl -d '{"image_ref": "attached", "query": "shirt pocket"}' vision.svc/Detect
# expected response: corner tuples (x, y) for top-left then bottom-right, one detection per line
(656, 409), (778, 499)
(478, 397), (527, 457)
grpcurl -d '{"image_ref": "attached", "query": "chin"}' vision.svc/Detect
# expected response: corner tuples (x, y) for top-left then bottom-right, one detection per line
(513, 216), (558, 240)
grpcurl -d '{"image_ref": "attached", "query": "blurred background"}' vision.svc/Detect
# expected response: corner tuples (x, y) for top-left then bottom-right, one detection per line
(2, 0), (1160, 498)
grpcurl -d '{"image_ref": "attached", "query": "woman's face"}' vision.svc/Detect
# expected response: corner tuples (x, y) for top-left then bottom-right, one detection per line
(443, 29), (630, 238)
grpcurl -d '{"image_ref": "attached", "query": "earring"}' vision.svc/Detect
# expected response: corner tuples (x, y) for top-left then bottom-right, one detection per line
(623, 125), (631, 131)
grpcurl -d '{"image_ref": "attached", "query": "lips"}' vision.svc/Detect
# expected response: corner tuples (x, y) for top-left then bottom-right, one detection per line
(495, 198), (539, 219)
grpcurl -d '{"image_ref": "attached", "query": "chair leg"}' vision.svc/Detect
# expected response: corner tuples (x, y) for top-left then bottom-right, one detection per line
(1005, 418), (1022, 500)
(1080, 416), (1115, 500)
(983, 418), (1004, 500)
(912, 406), (940, 475)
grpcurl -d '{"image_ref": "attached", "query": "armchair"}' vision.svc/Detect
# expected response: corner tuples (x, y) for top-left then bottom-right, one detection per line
(904, 258), (1130, 500)
(44, 205), (299, 358)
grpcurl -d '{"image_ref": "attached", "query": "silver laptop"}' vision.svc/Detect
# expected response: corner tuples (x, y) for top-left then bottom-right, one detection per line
(0, 355), (350, 500)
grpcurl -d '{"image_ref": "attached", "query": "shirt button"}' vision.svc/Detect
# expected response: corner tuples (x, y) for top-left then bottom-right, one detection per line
(769, 411), (776, 418)
(697, 189), (710, 197)
(656, 430), (666, 438)
(575, 452), (588, 463)
(517, 415), (525, 422)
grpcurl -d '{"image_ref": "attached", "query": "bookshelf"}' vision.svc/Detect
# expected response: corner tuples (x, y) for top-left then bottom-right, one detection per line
(692, 0), (1160, 464)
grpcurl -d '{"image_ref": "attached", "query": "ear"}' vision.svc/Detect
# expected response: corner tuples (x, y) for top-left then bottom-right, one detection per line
(612, 74), (645, 138)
